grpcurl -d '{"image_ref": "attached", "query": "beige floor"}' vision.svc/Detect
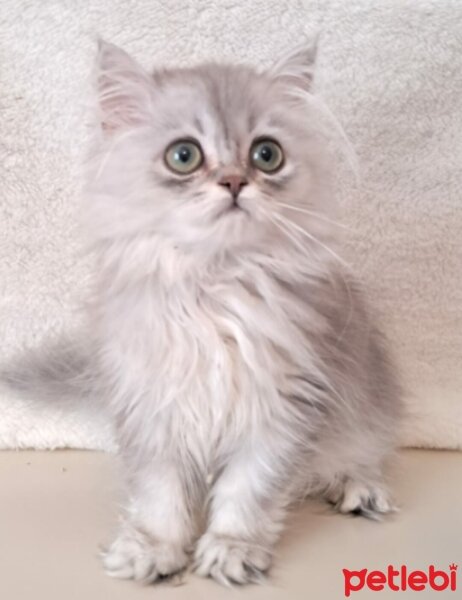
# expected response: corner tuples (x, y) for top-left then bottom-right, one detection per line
(0, 449), (460, 599)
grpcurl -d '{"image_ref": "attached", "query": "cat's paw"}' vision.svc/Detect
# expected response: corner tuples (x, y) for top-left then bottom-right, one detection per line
(194, 532), (271, 586)
(102, 527), (188, 584)
(334, 479), (396, 520)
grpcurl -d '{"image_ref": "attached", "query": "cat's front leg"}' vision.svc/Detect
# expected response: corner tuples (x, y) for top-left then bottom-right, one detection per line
(102, 457), (199, 583)
(194, 443), (293, 585)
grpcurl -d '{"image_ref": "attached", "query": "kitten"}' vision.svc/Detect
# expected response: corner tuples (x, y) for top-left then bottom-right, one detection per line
(7, 40), (403, 586)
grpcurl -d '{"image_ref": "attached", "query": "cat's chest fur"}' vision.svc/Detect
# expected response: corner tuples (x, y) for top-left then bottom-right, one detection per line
(98, 245), (329, 449)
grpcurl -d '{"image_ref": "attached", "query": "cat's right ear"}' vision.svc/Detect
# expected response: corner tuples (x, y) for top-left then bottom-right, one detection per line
(95, 40), (154, 134)
(269, 38), (318, 91)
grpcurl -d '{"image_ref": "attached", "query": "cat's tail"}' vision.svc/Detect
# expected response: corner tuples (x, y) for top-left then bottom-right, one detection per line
(0, 335), (115, 451)
(0, 335), (98, 405)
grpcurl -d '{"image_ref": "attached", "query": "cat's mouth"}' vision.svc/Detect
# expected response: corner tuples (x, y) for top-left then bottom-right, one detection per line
(218, 197), (250, 219)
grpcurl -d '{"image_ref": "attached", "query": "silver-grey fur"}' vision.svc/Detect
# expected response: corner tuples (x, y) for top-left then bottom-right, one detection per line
(4, 40), (402, 586)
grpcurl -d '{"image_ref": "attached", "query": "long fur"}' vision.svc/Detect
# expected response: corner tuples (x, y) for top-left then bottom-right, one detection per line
(4, 40), (402, 586)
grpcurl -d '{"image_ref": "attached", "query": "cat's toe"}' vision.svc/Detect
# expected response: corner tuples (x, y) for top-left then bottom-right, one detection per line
(102, 527), (188, 584)
(194, 533), (271, 586)
(336, 479), (396, 520)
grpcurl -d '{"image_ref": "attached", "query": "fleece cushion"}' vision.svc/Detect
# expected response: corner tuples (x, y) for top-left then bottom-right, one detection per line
(0, 0), (461, 450)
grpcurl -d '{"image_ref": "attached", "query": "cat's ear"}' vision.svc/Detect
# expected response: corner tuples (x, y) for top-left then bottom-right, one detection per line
(95, 40), (154, 133)
(270, 38), (318, 90)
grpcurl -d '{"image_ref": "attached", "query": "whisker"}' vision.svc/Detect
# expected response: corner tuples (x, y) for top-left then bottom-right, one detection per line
(267, 213), (314, 258)
(273, 202), (351, 231)
(270, 212), (355, 346)
(279, 215), (353, 346)
(288, 88), (360, 183)
(92, 127), (143, 181)
(262, 211), (358, 416)
(273, 213), (350, 269)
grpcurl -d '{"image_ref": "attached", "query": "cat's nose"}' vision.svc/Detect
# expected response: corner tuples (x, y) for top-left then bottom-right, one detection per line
(218, 174), (248, 200)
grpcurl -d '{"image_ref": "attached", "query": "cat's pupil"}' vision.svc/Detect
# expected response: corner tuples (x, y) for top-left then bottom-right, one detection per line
(177, 147), (191, 163)
(260, 146), (273, 162)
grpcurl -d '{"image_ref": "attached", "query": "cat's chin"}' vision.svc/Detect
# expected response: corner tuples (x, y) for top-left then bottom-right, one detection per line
(213, 211), (267, 247)
(174, 222), (268, 257)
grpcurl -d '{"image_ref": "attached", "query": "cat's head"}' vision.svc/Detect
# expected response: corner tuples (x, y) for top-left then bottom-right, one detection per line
(87, 40), (338, 259)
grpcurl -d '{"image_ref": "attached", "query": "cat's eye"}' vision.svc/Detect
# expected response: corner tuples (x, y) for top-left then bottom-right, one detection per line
(249, 139), (284, 173)
(165, 140), (204, 174)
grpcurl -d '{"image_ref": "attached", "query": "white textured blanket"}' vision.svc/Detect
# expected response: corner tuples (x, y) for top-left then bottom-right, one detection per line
(1, 0), (461, 450)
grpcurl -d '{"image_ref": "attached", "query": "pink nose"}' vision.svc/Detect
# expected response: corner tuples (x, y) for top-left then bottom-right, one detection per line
(218, 174), (248, 199)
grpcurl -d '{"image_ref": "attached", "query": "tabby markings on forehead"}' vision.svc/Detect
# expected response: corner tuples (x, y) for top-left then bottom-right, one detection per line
(193, 117), (204, 135)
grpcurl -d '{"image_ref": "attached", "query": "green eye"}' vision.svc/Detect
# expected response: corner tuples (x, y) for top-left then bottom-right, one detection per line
(250, 139), (284, 173)
(165, 140), (203, 174)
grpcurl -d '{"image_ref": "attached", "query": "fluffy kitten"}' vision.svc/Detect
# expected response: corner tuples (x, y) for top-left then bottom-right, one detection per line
(9, 40), (402, 586)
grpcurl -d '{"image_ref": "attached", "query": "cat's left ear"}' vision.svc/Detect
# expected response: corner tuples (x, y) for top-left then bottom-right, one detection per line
(269, 37), (318, 90)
